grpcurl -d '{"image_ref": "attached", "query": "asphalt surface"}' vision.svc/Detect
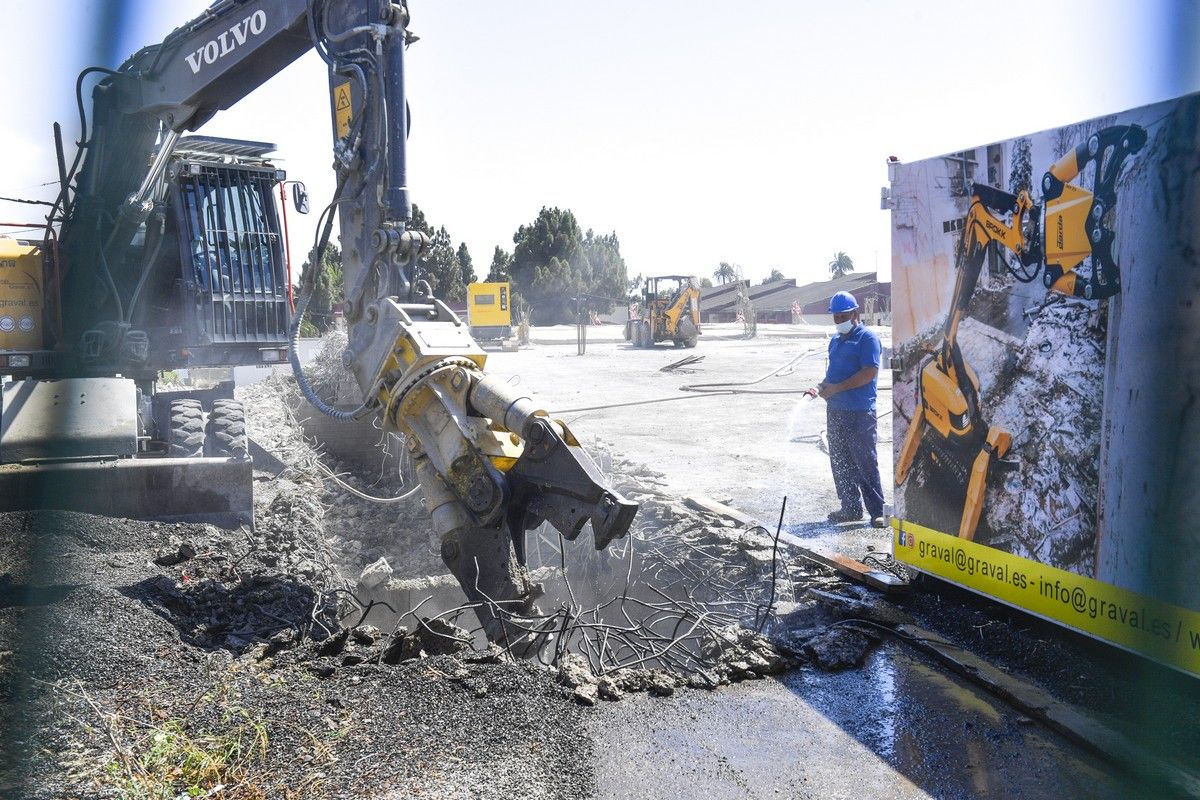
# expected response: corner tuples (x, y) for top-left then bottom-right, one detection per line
(590, 642), (1140, 800)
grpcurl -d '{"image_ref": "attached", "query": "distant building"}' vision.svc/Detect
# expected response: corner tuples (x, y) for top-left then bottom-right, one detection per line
(699, 273), (891, 324)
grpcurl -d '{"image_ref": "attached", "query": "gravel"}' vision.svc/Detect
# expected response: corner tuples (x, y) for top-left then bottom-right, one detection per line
(0, 508), (597, 799)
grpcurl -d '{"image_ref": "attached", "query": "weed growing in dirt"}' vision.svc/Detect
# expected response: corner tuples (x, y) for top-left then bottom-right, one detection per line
(100, 704), (269, 799)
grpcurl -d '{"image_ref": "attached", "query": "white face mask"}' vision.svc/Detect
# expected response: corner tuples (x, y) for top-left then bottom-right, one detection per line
(835, 319), (854, 335)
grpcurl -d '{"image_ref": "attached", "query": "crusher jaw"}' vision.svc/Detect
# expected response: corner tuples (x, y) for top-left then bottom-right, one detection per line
(351, 297), (638, 655)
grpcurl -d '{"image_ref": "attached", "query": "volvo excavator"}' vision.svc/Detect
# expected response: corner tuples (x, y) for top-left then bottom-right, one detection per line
(0, 0), (637, 649)
(895, 125), (1144, 541)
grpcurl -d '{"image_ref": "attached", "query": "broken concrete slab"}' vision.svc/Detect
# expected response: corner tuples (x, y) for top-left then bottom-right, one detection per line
(358, 557), (394, 589)
(800, 627), (878, 671)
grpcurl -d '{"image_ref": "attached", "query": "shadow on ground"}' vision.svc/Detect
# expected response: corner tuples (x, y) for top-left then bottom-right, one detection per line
(122, 573), (329, 654)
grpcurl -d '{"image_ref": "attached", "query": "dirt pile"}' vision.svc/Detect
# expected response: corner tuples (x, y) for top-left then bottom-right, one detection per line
(0, 510), (595, 799)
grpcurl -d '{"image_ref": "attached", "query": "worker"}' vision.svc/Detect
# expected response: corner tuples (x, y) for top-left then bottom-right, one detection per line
(804, 291), (886, 528)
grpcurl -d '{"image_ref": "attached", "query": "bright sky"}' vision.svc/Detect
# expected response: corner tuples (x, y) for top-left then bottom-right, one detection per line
(2, 1), (1197, 287)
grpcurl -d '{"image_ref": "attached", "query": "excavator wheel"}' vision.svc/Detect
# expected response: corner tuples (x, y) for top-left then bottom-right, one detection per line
(641, 322), (653, 348)
(206, 399), (249, 459)
(678, 318), (699, 349)
(168, 399), (205, 457)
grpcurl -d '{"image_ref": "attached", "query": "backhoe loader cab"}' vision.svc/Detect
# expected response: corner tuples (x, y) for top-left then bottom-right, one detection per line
(625, 274), (701, 348)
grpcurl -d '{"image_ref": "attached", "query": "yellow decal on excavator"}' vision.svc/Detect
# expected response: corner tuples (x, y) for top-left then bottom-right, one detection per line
(334, 82), (353, 139)
(1044, 182), (1093, 271)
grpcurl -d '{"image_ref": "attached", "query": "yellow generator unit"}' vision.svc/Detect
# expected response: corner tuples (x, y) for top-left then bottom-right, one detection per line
(0, 237), (44, 352)
(467, 282), (514, 343)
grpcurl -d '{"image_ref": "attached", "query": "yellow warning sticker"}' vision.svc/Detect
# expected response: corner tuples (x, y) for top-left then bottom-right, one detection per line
(334, 82), (353, 139)
(894, 518), (1200, 677)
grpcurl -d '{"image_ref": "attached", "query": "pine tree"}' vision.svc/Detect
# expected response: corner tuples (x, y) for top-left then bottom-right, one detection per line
(510, 207), (588, 324)
(486, 247), (512, 282)
(457, 242), (476, 285)
(1009, 137), (1033, 196)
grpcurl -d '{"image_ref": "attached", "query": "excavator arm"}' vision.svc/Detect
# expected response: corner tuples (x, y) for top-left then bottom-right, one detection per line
(58, 0), (637, 650)
(896, 183), (1023, 539)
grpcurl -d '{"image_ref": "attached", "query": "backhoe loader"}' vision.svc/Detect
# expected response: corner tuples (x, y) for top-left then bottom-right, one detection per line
(625, 274), (701, 348)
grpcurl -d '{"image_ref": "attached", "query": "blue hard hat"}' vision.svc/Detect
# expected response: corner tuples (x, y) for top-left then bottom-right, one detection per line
(828, 291), (859, 313)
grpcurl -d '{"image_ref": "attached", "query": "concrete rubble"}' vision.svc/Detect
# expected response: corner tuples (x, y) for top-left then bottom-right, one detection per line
(0, 332), (910, 797)
(234, 339), (883, 700)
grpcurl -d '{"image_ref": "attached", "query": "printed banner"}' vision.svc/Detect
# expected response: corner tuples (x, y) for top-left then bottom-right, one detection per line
(889, 92), (1200, 676)
(895, 520), (1200, 675)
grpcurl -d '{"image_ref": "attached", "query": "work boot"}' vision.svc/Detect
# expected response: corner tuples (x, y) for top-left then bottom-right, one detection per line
(827, 508), (863, 524)
(870, 516), (887, 528)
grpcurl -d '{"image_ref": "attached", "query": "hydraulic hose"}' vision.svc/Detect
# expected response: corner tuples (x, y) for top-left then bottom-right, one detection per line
(288, 182), (370, 422)
(550, 346), (891, 415)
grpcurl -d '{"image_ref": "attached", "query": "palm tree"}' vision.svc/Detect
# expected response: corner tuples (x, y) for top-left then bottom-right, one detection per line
(713, 262), (738, 285)
(828, 251), (855, 279)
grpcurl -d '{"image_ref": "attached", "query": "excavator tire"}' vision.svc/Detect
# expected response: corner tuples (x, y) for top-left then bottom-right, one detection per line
(206, 399), (249, 459)
(640, 321), (653, 348)
(168, 399), (205, 457)
(677, 317), (700, 349)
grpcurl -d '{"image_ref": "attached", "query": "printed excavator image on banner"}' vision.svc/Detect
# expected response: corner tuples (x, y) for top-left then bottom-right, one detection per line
(895, 124), (1143, 544)
(890, 111), (1152, 576)
(888, 91), (1200, 669)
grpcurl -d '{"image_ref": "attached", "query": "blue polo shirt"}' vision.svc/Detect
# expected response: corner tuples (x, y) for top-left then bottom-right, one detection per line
(825, 324), (882, 412)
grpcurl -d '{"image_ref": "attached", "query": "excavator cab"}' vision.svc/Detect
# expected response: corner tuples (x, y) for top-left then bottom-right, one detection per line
(81, 136), (293, 375)
(0, 137), (295, 527)
(625, 274), (701, 348)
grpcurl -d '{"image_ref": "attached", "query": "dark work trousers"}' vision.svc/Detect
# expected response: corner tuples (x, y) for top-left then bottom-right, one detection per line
(827, 407), (885, 518)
